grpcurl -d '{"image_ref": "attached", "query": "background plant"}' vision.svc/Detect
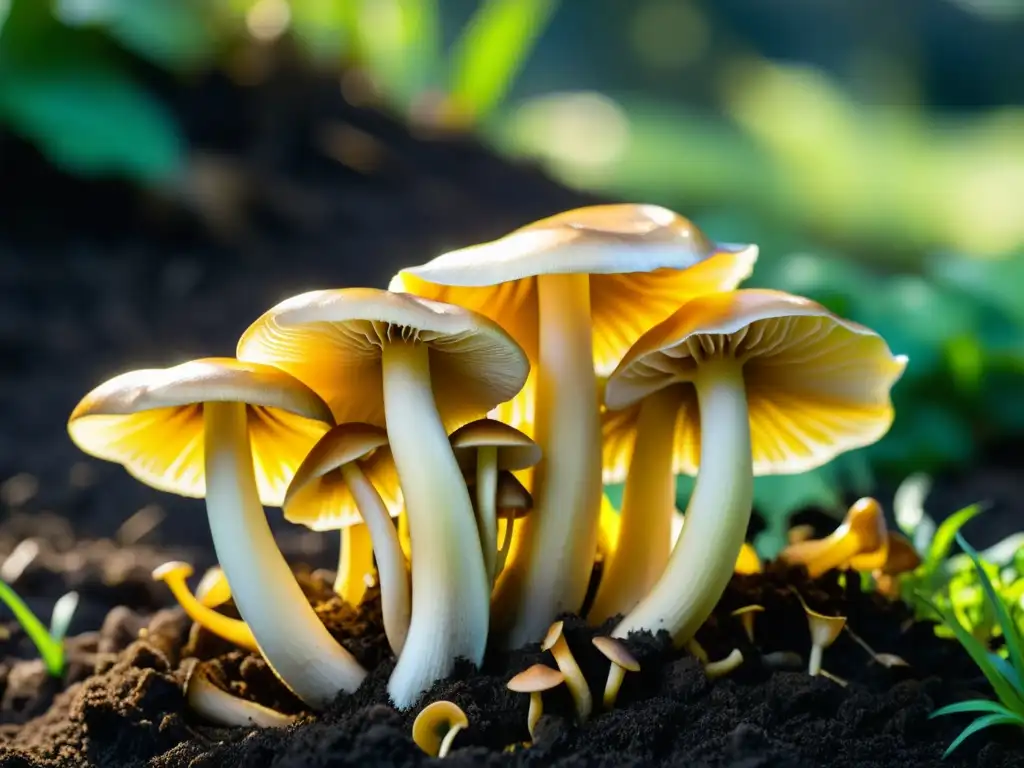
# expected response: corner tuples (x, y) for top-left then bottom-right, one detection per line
(2, 0), (1022, 538)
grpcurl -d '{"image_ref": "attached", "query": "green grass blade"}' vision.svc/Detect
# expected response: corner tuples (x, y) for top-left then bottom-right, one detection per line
(932, 699), (1013, 718)
(918, 592), (1024, 711)
(449, 0), (558, 121)
(0, 579), (64, 676)
(989, 653), (1024, 702)
(942, 712), (1024, 758)
(957, 533), (1024, 679)
(926, 504), (983, 574)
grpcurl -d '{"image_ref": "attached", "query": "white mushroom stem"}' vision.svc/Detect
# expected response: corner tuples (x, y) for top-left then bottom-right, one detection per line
(475, 446), (499, 583)
(187, 663), (297, 729)
(588, 385), (678, 624)
(340, 461), (411, 656)
(334, 522), (373, 605)
(613, 362), (753, 645)
(495, 273), (603, 647)
(381, 342), (489, 708)
(202, 401), (367, 708)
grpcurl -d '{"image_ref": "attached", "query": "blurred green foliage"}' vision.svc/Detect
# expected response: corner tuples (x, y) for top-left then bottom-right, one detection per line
(2, 1), (1022, 532)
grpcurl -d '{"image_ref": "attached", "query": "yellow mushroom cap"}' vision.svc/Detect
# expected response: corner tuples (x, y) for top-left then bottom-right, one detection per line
(783, 497), (888, 570)
(507, 663), (565, 693)
(449, 418), (541, 474)
(805, 608), (847, 648)
(730, 604), (765, 619)
(67, 357), (333, 506)
(603, 290), (907, 479)
(195, 566), (232, 608)
(412, 700), (469, 756)
(879, 532), (922, 575)
(283, 422), (402, 531)
(494, 471), (533, 518)
(236, 288), (529, 431)
(591, 636), (640, 672)
(389, 204), (757, 435)
(153, 560), (194, 582)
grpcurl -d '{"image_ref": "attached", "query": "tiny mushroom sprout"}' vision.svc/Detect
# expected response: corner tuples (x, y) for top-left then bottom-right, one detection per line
(507, 664), (565, 740)
(412, 700), (468, 758)
(492, 471), (533, 578)
(780, 497), (888, 578)
(283, 422), (409, 655)
(67, 357), (366, 708)
(541, 620), (592, 722)
(793, 591), (848, 676)
(390, 203), (758, 647)
(605, 290), (906, 647)
(185, 660), (296, 729)
(591, 635), (640, 710)
(448, 418), (541, 584)
(731, 604), (765, 644)
(704, 648), (745, 679)
(152, 561), (258, 652)
(235, 288), (529, 708)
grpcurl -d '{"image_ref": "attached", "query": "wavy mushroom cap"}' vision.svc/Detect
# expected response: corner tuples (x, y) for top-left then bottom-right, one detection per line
(67, 358), (334, 505)
(236, 288), (529, 430)
(390, 204), (757, 435)
(602, 290), (907, 478)
(283, 422), (402, 531)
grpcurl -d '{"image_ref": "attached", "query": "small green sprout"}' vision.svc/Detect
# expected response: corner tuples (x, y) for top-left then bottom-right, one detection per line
(924, 533), (1024, 758)
(0, 579), (79, 677)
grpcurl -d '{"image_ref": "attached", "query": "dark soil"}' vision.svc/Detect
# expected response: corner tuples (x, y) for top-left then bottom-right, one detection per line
(1, 41), (1023, 768)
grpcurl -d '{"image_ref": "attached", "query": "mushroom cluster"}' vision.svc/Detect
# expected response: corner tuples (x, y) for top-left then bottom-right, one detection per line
(67, 203), (906, 716)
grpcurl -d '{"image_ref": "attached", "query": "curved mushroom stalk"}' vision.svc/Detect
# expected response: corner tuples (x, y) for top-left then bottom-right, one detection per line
(613, 364), (753, 645)
(203, 401), (366, 707)
(340, 462), (411, 656)
(152, 561), (258, 652)
(474, 446), (499, 581)
(588, 386), (678, 623)
(381, 343), (489, 708)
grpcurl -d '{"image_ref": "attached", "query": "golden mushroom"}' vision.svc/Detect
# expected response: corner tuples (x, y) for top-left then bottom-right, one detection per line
(492, 471), (534, 578)
(152, 561), (257, 652)
(780, 498), (888, 577)
(392, 204), (758, 648)
(541, 620), (592, 722)
(412, 700), (468, 758)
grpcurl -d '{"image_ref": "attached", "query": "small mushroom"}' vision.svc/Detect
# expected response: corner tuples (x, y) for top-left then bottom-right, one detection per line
(449, 418), (540, 585)
(685, 638), (709, 664)
(591, 636), (640, 709)
(541, 621), (592, 722)
(412, 700), (468, 758)
(507, 664), (565, 739)
(185, 660), (296, 728)
(704, 648), (744, 679)
(730, 605), (765, 644)
(152, 561), (258, 652)
(195, 566), (232, 608)
(844, 626), (909, 668)
(492, 472), (533, 577)
(798, 600), (847, 676)
(779, 498), (888, 577)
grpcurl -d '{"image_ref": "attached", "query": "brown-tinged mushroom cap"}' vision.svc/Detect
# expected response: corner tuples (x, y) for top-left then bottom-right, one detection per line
(507, 663), (565, 693)
(603, 290), (907, 479)
(389, 204), (757, 373)
(67, 357), (333, 506)
(449, 418), (541, 474)
(782, 497), (888, 576)
(283, 422), (402, 531)
(592, 636), (640, 672)
(495, 471), (533, 518)
(236, 288), (528, 429)
(879, 532), (922, 575)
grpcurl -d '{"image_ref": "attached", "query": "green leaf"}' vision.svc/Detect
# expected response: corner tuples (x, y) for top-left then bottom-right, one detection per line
(918, 592), (1024, 712)
(926, 505), (984, 574)
(0, 580), (64, 677)
(958, 533), (1024, 683)
(0, 55), (183, 181)
(932, 699), (1014, 718)
(96, 0), (216, 69)
(942, 712), (1024, 758)
(449, 0), (558, 120)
